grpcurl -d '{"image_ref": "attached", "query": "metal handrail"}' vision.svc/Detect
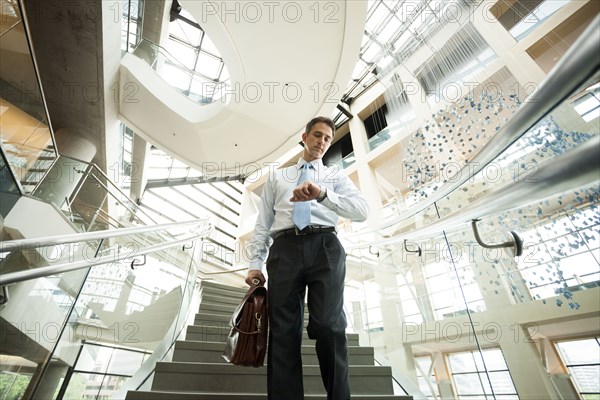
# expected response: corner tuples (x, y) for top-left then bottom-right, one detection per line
(16, 0), (59, 165)
(0, 224), (212, 286)
(346, 135), (599, 250)
(350, 15), (600, 238)
(65, 154), (159, 225)
(0, 218), (209, 252)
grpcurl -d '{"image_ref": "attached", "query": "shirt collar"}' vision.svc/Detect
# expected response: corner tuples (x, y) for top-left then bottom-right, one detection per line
(297, 157), (324, 169)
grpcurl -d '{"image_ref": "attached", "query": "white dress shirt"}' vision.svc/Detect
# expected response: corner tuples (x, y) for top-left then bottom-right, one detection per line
(247, 157), (369, 271)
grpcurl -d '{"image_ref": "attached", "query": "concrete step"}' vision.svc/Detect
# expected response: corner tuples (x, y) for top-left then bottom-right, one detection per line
(195, 308), (310, 324)
(199, 301), (238, 315)
(202, 280), (248, 292)
(199, 300), (310, 320)
(194, 312), (231, 325)
(150, 363), (396, 395)
(127, 391), (410, 400)
(173, 340), (375, 365)
(186, 324), (232, 343)
(200, 293), (244, 307)
(185, 325), (360, 346)
(201, 281), (247, 297)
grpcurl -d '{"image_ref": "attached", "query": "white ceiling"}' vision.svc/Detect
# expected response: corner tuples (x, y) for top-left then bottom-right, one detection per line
(120, 0), (367, 174)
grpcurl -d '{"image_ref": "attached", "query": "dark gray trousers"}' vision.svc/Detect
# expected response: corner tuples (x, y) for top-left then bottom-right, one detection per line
(266, 232), (350, 400)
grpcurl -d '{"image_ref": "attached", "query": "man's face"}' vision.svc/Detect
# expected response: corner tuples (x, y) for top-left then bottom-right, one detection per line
(302, 122), (333, 161)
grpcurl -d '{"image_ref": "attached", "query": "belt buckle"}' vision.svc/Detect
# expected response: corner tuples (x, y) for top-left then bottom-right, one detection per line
(294, 227), (308, 235)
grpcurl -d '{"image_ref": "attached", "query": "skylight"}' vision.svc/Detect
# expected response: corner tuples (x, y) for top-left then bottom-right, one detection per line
(165, 8), (230, 104)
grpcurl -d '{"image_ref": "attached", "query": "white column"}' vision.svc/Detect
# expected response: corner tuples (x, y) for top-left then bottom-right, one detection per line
(499, 326), (564, 400)
(373, 259), (423, 398)
(347, 115), (383, 227)
(472, 1), (546, 86)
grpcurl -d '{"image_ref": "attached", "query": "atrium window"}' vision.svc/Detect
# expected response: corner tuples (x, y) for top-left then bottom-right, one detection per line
(398, 272), (424, 324)
(555, 337), (600, 399)
(121, 0), (144, 53)
(415, 23), (496, 109)
(415, 355), (441, 399)
(355, 280), (385, 333)
(491, 0), (570, 41)
(323, 134), (354, 168)
(139, 148), (244, 270)
(165, 7), (230, 104)
(115, 123), (134, 195)
(515, 207), (600, 302)
(572, 83), (600, 123)
(387, 77), (416, 126)
(447, 348), (518, 399)
(424, 259), (485, 320)
(364, 104), (389, 139)
(343, 0), (467, 103)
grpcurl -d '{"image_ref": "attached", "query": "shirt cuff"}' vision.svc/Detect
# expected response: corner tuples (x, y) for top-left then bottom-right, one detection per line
(249, 262), (263, 271)
(319, 189), (337, 208)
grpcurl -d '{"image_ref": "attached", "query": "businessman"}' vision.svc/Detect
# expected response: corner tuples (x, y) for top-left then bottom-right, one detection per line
(246, 116), (369, 399)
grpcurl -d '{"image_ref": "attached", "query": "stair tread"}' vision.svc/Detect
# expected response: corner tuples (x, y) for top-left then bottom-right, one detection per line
(156, 362), (392, 375)
(187, 325), (359, 337)
(127, 391), (410, 399)
(201, 281), (248, 295)
(175, 340), (373, 353)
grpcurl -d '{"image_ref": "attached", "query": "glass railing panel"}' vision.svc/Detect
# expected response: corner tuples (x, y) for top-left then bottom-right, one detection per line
(0, 98), (56, 194)
(366, 126), (395, 152)
(344, 201), (599, 398)
(5, 230), (204, 400)
(344, 226), (494, 397)
(435, 77), (600, 221)
(0, 265), (91, 400)
(0, 224), (200, 281)
(0, 3), (57, 194)
(334, 152), (356, 170)
(370, 67), (525, 218)
(60, 342), (151, 399)
(425, 197), (600, 399)
(0, 0), (21, 36)
(343, 78), (600, 399)
(382, 202), (441, 238)
(67, 162), (153, 231)
(502, 196), (599, 302)
(0, 142), (21, 216)
(32, 155), (158, 232)
(131, 39), (230, 105)
(32, 156), (88, 217)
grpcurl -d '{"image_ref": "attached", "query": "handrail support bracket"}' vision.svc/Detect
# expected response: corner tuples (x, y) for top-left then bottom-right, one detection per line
(471, 219), (523, 257)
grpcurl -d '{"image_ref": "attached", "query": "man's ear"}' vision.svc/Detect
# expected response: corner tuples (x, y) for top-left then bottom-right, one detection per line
(300, 132), (307, 146)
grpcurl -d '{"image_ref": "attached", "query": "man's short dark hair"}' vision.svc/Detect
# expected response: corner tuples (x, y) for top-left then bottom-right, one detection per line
(305, 116), (336, 137)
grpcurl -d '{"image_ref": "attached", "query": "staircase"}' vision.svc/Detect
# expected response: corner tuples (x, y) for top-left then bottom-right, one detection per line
(126, 281), (412, 399)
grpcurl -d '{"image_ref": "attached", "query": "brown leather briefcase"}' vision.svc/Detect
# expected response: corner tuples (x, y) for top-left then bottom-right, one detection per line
(222, 281), (268, 367)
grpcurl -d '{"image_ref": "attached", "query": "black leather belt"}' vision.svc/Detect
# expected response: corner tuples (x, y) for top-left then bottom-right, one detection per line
(273, 226), (336, 240)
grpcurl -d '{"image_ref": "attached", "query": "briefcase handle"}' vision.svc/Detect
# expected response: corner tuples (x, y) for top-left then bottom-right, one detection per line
(230, 283), (267, 335)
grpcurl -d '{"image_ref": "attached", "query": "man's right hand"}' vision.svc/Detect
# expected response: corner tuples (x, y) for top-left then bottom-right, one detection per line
(245, 270), (266, 286)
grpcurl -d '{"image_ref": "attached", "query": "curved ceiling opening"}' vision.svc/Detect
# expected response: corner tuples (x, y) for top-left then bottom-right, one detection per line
(165, 0), (231, 105)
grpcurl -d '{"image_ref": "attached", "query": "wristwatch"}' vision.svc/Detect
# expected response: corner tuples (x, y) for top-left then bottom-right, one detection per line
(317, 186), (327, 202)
